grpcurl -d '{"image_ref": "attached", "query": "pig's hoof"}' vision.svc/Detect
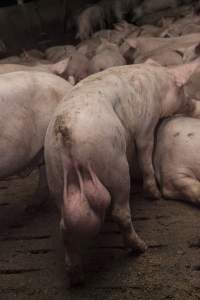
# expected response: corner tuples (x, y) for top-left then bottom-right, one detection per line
(144, 188), (161, 200)
(134, 239), (148, 254)
(128, 238), (148, 255)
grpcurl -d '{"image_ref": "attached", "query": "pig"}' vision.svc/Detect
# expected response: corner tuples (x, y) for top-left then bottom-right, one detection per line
(44, 62), (198, 286)
(88, 40), (126, 74)
(103, 0), (141, 23)
(122, 33), (200, 64)
(154, 66), (200, 205)
(21, 49), (45, 59)
(114, 20), (138, 33)
(0, 71), (72, 207)
(133, 0), (179, 22)
(93, 28), (131, 46)
(154, 116), (200, 206)
(0, 56), (22, 64)
(20, 51), (49, 65)
(77, 37), (102, 59)
(66, 52), (90, 83)
(139, 24), (163, 37)
(0, 58), (69, 79)
(45, 45), (76, 63)
(76, 5), (105, 40)
(142, 50), (183, 66)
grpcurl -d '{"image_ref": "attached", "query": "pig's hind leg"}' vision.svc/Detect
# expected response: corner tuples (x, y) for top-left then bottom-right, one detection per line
(163, 175), (200, 207)
(110, 156), (147, 253)
(26, 164), (49, 213)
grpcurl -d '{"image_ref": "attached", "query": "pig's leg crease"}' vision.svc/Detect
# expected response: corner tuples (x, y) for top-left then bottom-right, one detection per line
(163, 176), (200, 206)
(26, 164), (49, 212)
(136, 135), (161, 199)
(110, 160), (147, 253)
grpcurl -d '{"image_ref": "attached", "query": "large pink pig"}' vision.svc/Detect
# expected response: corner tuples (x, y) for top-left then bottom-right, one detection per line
(154, 68), (200, 205)
(44, 62), (198, 286)
(154, 116), (200, 206)
(0, 71), (72, 207)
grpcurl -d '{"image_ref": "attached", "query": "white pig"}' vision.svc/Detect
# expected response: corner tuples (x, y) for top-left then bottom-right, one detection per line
(154, 116), (200, 206)
(89, 40), (126, 74)
(44, 62), (198, 286)
(154, 67), (200, 205)
(0, 58), (69, 80)
(0, 71), (72, 206)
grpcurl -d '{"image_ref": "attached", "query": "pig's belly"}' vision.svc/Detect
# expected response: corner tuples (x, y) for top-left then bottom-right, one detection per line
(0, 139), (42, 179)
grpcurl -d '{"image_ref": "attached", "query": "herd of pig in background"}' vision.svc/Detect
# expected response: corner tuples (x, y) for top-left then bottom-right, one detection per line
(1, 0), (200, 288)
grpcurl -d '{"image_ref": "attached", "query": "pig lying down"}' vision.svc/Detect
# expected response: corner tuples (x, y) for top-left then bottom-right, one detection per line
(44, 62), (197, 286)
(154, 69), (200, 205)
(0, 71), (72, 206)
(154, 116), (200, 206)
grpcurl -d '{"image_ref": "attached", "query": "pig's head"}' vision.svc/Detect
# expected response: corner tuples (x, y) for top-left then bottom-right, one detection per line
(96, 38), (119, 54)
(50, 53), (90, 84)
(120, 38), (138, 64)
(161, 62), (200, 116)
(77, 37), (102, 59)
(67, 52), (90, 83)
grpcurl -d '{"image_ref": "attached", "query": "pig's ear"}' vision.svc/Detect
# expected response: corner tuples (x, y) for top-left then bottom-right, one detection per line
(126, 38), (137, 50)
(169, 64), (199, 88)
(51, 58), (70, 76)
(144, 58), (161, 66)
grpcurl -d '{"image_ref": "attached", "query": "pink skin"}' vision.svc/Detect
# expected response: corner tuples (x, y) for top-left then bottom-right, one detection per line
(0, 58), (70, 80)
(66, 52), (90, 83)
(154, 116), (200, 206)
(0, 71), (72, 205)
(45, 45), (76, 63)
(89, 41), (126, 74)
(45, 62), (199, 286)
(122, 33), (200, 64)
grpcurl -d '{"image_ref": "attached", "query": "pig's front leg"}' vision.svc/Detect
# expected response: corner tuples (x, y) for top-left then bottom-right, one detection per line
(136, 132), (161, 199)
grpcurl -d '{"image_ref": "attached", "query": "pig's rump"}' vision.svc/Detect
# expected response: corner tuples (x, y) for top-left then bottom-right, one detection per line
(45, 106), (128, 238)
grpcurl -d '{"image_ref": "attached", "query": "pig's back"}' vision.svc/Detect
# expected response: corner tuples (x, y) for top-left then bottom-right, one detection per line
(154, 116), (200, 179)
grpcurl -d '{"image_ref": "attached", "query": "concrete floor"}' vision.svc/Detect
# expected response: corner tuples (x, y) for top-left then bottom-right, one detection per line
(0, 171), (200, 300)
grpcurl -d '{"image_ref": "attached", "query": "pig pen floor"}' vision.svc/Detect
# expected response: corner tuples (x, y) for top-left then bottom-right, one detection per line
(0, 171), (200, 300)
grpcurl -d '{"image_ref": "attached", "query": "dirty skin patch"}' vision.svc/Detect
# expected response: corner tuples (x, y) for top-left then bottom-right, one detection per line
(187, 132), (195, 138)
(173, 132), (180, 137)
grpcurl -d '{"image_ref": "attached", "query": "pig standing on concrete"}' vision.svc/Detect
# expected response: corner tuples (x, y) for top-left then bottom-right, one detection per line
(0, 71), (72, 207)
(44, 62), (198, 286)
